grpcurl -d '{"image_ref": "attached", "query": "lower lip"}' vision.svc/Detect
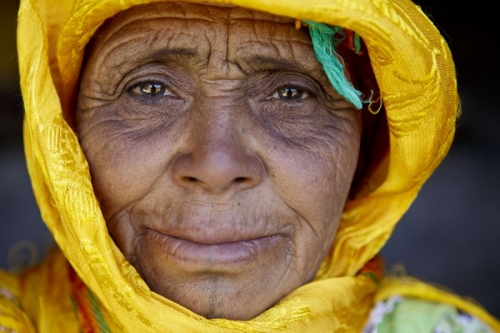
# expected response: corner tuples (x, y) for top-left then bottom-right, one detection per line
(152, 231), (280, 268)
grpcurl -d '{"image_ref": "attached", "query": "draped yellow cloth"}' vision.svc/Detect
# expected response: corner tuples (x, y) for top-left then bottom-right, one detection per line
(1, 0), (498, 331)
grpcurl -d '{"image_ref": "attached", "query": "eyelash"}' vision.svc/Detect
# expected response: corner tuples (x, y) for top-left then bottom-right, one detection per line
(127, 81), (176, 104)
(270, 86), (311, 101)
(265, 84), (316, 109)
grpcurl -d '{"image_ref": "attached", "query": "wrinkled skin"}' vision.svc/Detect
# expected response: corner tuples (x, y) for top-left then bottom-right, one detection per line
(76, 2), (361, 320)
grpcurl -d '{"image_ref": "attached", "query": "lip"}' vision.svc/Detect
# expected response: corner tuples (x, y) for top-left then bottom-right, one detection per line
(151, 230), (281, 268)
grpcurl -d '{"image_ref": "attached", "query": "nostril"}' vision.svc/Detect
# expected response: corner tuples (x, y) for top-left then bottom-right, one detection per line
(172, 151), (264, 192)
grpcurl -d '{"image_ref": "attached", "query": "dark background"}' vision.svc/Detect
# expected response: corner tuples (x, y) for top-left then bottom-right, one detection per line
(1, 0), (499, 318)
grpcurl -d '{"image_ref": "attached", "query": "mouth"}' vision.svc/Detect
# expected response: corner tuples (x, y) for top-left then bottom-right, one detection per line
(150, 229), (282, 269)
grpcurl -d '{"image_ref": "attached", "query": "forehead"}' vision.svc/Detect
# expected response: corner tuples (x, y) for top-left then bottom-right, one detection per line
(87, 2), (322, 77)
(96, 2), (300, 37)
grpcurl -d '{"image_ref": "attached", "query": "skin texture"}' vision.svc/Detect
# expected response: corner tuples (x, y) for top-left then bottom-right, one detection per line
(76, 2), (362, 320)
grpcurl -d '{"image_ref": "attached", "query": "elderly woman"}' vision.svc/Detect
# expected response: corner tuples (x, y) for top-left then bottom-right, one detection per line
(1, 0), (499, 332)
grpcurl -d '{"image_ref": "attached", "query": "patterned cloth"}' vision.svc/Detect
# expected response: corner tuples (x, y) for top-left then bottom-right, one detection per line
(365, 296), (494, 333)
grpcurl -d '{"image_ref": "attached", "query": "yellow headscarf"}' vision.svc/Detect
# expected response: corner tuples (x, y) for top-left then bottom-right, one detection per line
(1, 0), (496, 331)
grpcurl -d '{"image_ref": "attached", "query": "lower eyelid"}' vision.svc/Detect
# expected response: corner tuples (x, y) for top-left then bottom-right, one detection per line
(132, 97), (164, 105)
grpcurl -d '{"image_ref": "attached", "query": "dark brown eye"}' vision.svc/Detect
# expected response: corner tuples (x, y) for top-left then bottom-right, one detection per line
(274, 87), (309, 101)
(129, 82), (174, 97)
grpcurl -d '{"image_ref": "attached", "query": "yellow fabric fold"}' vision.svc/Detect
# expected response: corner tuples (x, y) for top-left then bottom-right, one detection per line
(0, 270), (35, 332)
(9, 0), (499, 331)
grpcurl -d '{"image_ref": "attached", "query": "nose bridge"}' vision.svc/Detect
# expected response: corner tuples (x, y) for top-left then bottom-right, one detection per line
(171, 96), (264, 193)
(195, 95), (243, 156)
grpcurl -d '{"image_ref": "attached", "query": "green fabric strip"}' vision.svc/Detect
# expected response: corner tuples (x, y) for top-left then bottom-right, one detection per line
(306, 21), (363, 109)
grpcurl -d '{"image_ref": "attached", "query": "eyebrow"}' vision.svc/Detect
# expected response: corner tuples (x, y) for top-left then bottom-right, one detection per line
(241, 55), (309, 73)
(239, 53), (327, 81)
(112, 46), (199, 71)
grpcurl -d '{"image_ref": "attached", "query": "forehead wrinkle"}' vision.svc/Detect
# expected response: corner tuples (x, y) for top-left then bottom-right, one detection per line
(198, 8), (237, 79)
(95, 2), (297, 48)
(226, 14), (315, 72)
(94, 16), (209, 60)
(90, 20), (213, 88)
(106, 31), (201, 69)
(93, 3), (232, 56)
(198, 5), (301, 76)
(92, 4), (301, 66)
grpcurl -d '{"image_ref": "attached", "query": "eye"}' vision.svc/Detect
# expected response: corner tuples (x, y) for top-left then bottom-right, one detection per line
(272, 87), (309, 101)
(129, 82), (175, 98)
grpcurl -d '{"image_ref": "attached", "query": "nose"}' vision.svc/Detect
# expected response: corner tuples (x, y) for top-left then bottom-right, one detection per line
(171, 109), (264, 194)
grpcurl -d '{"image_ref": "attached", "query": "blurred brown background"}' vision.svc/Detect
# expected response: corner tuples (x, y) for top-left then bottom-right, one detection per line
(1, 0), (499, 318)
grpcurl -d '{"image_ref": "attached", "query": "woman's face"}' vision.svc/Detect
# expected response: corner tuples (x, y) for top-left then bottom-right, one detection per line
(76, 2), (361, 320)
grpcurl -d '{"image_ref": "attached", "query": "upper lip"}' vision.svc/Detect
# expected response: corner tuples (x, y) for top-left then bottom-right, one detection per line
(149, 227), (275, 245)
(145, 212), (280, 244)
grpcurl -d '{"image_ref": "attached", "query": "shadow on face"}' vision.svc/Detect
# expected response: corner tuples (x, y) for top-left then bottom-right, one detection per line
(76, 2), (362, 320)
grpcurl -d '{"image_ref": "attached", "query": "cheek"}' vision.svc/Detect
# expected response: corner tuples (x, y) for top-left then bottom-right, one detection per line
(267, 114), (361, 238)
(275, 120), (359, 196)
(275, 122), (361, 279)
(77, 109), (187, 216)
